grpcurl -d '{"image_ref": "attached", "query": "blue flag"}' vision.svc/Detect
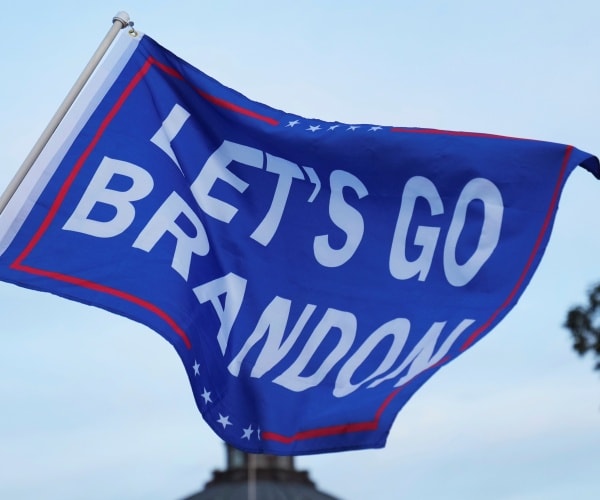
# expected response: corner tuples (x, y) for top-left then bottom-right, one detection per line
(0, 32), (597, 455)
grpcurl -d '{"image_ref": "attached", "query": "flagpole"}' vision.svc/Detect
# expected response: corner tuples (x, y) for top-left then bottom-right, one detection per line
(0, 11), (132, 215)
(247, 453), (257, 500)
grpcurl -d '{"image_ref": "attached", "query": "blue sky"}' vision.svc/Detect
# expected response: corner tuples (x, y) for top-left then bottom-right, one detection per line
(1, 2), (599, 499)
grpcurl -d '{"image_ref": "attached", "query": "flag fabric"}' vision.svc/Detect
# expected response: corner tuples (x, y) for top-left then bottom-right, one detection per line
(0, 31), (598, 455)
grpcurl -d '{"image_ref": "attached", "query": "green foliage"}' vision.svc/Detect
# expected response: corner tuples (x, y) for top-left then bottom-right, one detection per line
(565, 284), (600, 372)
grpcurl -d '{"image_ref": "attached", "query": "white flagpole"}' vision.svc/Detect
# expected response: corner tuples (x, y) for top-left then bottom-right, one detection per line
(0, 11), (132, 215)
(247, 453), (257, 500)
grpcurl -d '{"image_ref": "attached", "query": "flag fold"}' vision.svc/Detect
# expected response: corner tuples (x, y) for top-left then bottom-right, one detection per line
(0, 32), (597, 454)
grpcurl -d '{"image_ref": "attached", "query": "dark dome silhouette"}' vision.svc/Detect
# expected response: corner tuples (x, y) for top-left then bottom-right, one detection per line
(182, 444), (341, 500)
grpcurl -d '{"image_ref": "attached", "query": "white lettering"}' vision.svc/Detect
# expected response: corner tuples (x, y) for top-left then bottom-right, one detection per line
(228, 297), (316, 377)
(200, 277), (476, 398)
(443, 178), (503, 286)
(273, 308), (357, 392)
(150, 103), (190, 174)
(191, 140), (263, 222)
(314, 170), (368, 267)
(132, 192), (209, 280)
(63, 157), (154, 238)
(368, 318), (475, 389)
(389, 176), (443, 281)
(251, 154), (304, 246)
(193, 273), (247, 354)
(333, 318), (410, 398)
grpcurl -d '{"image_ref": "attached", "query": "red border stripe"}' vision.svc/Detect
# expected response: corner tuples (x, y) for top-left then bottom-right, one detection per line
(11, 59), (188, 347)
(460, 145), (574, 351)
(197, 89), (279, 126)
(12, 263), (191, 349)
(390, 127), (528, 140)
(12, 59), (154, 268)
(262, 144), (574, 443)
(149, 57), (279, 125)
(262, 387), (402, 444)
(11, 55), (281, 352)
(9, 51), (573, 444)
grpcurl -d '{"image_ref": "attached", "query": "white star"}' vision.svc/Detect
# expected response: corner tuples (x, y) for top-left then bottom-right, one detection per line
(286, 119), (300, 127)
(257, 428), (262, 440)
(201, 387), (212, 404)
(347, 125), (360, 131)
(242, 425), (254, 440)
(217, 414), (232, 428)
(328, 124), (340, 131)
(369, 126), (383, 132)
(192, 360), (200, 376)
(307, 124), (322, 132)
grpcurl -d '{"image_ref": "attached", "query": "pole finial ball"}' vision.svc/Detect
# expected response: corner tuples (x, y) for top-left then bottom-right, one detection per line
(112, 11), (131, 28)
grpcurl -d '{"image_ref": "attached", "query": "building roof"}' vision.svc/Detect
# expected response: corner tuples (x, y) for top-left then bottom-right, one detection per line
(183, 480), (339, 500)
(181, 445), (341, 500)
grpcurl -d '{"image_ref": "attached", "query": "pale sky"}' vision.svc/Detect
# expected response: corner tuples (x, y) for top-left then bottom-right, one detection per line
(1, 2), (599, 499)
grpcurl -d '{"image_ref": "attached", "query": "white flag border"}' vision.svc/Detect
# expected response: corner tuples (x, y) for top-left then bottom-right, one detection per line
(0, 31), (142, 256)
